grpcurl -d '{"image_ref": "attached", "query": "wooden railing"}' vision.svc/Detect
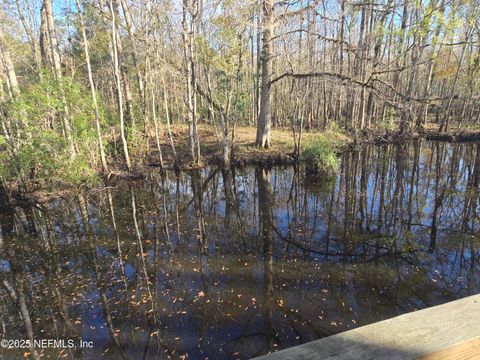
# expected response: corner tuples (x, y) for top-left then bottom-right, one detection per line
(256, 294), (480, 360)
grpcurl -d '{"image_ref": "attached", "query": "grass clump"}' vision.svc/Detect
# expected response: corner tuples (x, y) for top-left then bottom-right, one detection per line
(301, 137), (339, 173)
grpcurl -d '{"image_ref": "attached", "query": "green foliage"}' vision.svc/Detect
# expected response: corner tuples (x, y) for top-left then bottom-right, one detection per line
(0, 74), (101, 188)
(195, 4), (251, 123)
(0, 129), (97, 188)
(301, 138), (339, 172)
(327, 120), (343, 134)
(376, 108), (398, 130)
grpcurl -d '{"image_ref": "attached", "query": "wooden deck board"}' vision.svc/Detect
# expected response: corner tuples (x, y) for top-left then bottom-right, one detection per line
(255, 294), (480, 360)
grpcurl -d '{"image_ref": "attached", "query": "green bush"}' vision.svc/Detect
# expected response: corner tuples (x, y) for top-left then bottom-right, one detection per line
(0, 130), (97, 188)
(301, 138), (339, 172)
(0, 74), (100, 189)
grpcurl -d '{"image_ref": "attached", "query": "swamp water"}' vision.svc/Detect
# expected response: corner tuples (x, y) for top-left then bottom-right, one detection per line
(0, 140), (479, 359)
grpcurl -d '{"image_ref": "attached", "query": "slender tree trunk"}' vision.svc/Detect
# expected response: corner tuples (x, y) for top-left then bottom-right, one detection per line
(39, 4), (51, 68)
(417, 0), (446, 129)
(15, 0), (41, 74)
(439, 32), (469, 133)
(109, 0), (136, 130)
(0, 60), (5, 102)
(255, 7), (262, 121)
(109, 0), (131, 171)
(400, 31), (420, 134)
(0, 28), (19, 96)
(148, 60), (164, 169)
(119, 0), (146, 129)
(162, 82), (179, 168)
(43, 0), (61, 79)
(75, 0), (108, 172)
(43, 0), (75, 155)
(182, 0), (201, 164)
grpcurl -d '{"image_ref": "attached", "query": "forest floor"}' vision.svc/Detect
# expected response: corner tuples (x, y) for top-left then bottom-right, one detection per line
(157, 123), (351, 169)
(144, 122), (480, 170)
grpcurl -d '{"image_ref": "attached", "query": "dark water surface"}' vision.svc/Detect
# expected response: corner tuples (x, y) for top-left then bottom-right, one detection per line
(1, 140), (479, 359)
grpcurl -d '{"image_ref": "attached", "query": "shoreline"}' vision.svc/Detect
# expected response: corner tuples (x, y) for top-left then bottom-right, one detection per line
(3, 126), (480, 205)
(143, 126), (480, 171)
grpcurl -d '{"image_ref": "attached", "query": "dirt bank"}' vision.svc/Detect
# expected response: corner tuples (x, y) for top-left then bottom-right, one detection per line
(142, 124), (480, 170)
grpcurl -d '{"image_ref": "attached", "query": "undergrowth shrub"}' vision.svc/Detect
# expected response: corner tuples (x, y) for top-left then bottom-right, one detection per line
(301, 138), (339, 173)
(0, 74), (101, 189)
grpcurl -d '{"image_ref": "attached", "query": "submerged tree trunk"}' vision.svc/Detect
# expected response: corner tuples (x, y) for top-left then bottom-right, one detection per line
(0, 208), (40, 360)
(256, 167), (276, 348)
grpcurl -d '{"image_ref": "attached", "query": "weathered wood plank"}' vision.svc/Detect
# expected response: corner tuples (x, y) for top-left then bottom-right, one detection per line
(417, 337), (480, 360)
(255, 294), (480, 360)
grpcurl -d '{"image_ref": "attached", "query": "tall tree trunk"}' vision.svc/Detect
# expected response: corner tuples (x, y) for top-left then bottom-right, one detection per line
(109, 0), (131, 171)
(256, 0), (274, 148)
(400, 29), (420, 134)
(439, 32), (469, 133)
(182, 0), (201, 164)
(255, 6), (262, 121)
(417, 0), (446, 130)
(39, 4), (49, 67)
(366, 0), (392, 127)
(0, 28), (20, 97)
(15, 0), (41, 74)
(162, 82), (179, 168)
(43, 0), (75, 155)
(112, 0), (136, 130)
(43, 0), (61, 79)
(119, 0), (146, 129)
(75, 0), (108, 172)
(147, 57), (164, 169)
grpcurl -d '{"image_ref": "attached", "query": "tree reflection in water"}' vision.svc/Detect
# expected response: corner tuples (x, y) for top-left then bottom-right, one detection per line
(0, 140), (479, 359)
